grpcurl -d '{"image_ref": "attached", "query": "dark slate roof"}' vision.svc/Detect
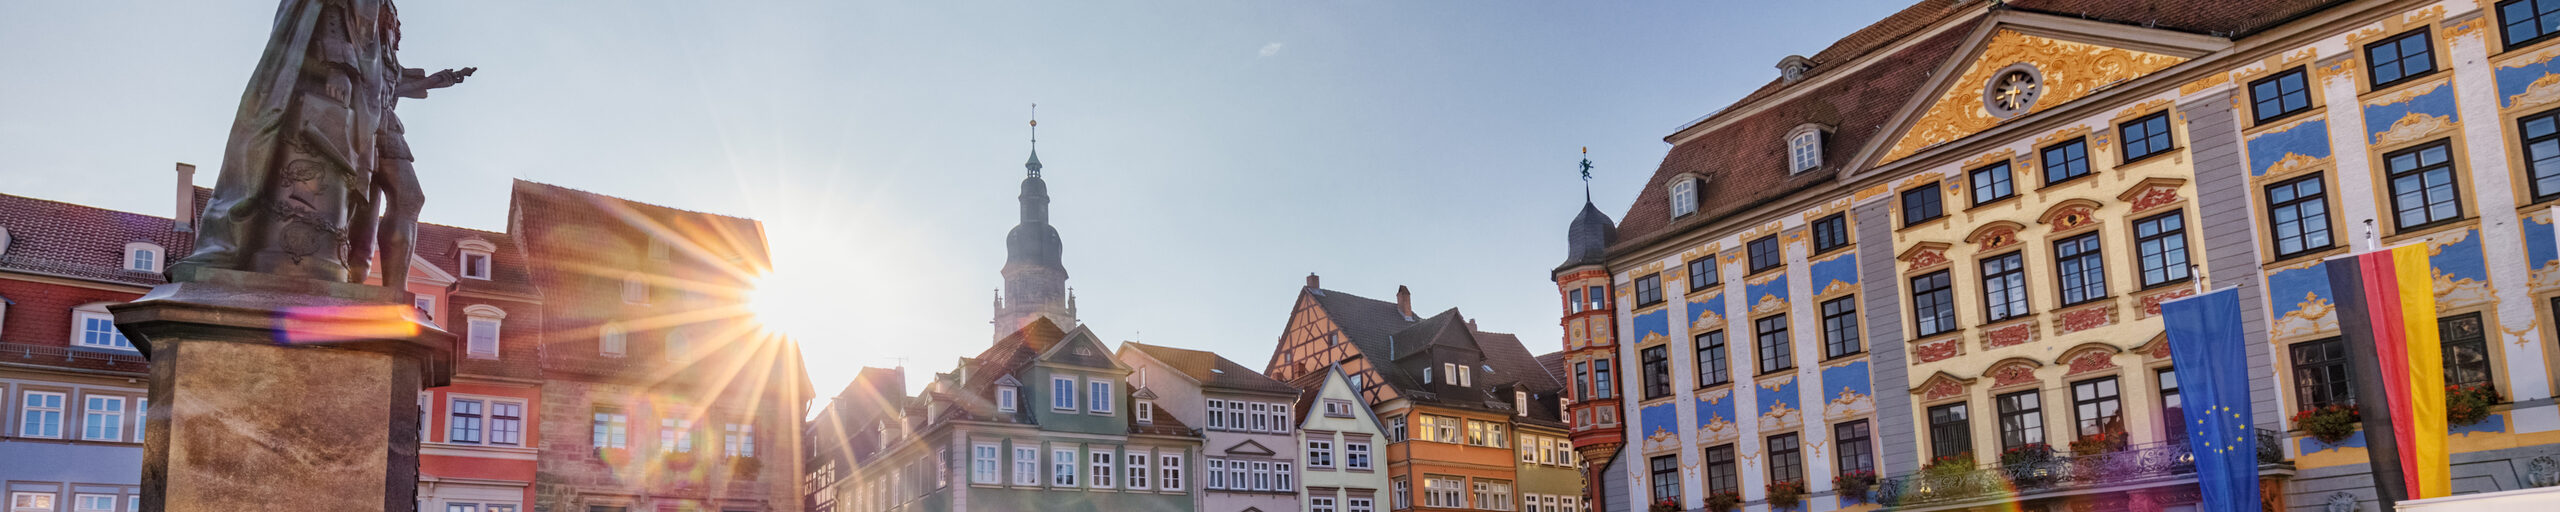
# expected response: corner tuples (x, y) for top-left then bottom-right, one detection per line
(0, 192), (197, 286)
(1557, 201), (1618, 273)
(1610, 0), (2344, 253)
(1535, 351), (1569, 389)
(1124, 342), (1299, 396)
(1302, 287), (1562, 413)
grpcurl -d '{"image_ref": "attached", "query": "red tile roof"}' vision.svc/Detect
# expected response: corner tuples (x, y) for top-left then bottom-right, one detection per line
(0, 192), (195, 286)
(1612, 0), (2342, 253)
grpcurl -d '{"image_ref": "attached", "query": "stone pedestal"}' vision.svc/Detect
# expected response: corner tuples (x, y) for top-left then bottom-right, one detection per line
(111, 267), (454, 512)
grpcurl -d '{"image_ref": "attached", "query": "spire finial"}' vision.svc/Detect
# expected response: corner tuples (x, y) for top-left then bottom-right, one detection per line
(1025, 103), (1044, 177)
(1578, 146), (1595, 203)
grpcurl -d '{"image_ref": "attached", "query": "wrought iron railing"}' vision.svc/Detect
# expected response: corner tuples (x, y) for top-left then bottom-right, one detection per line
(1867, 429), (2287, 508)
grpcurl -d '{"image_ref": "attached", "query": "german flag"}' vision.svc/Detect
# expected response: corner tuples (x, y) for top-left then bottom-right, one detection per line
(2323, 243), (2448, 501)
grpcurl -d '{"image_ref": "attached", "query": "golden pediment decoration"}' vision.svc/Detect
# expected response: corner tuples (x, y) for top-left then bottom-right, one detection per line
(1881, 29), (2189, 164)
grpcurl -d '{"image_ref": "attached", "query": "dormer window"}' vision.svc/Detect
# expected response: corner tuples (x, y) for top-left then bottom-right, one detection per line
(1515, 391), (1528, 416)
(124, 242), (163, 273)
(1136, 400), (1154, 424)
(1459, 366), (1472, 387)
(1668, 178), (1700, 217)
(998, 384), (1019, 413)
(456, 239), (497, 280)
(1787, 125), (1827, 173)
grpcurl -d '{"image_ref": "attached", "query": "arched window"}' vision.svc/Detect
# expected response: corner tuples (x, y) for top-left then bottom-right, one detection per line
(463, 305), (506, 359)
(71, 302), (134, 351)
(1787, 124), (1827, 173)
(124, 242), (164, 273)
(599, 323), (628, 357)
(1668, 178), (1700, 217)
(664, 329), (691, 362)
(622, 272), (649, 304)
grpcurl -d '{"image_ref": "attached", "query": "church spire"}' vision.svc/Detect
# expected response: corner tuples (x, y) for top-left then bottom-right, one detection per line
(997, 105), (1073, 338)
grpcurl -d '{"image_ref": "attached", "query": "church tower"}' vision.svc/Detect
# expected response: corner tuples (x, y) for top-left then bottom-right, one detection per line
(994, 116), (1076, 338)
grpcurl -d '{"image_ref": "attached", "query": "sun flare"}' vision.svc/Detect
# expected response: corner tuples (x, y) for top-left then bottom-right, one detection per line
(747, 272), (829, 341)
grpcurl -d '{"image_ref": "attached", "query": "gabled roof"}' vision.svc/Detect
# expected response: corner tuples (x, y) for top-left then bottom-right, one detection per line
(1123, 341), (1299, 396)
(1297, 287), (1563, 412)
(1612, 0), (2345, 254)
(1034, 325), (1125, 371)
(416, 222), (540, 298)
(0, 192), (196, 286)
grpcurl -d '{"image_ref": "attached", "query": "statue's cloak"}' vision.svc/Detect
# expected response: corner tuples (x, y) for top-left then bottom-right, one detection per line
(177, 0), (391, 283)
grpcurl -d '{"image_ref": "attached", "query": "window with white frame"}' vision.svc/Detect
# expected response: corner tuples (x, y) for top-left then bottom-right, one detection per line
(1051, 448), (1078, 487)
(1346, 441), (1372, 469)
(622, 272), (648, 304)
(1251, 461), (1272, 491)
(1125, 448), (1151, 490)
(1669, 178), (1699, 217)
(1158, 451), (1185, 491)
(660, 418), (693, 453)
(599, 323), (627, 357)
(1275, 462), (1294, 491)
(662, 329), (689, 362)
(1393, 478), (1413, 509)
(972, 442), (1000, 484)
(1135, 400), (1153, 424)
(1229, 459), (1249, 491)
(71, 305), (133, 351)
(1206, 400), (1226, 429)
(1787, 125), (1824, 173)
(449, 398), (484, 444)
(1013, 445), (1041, 485)
(1087, 379), (1113, 415)
(1423, 475), (1464, 508)
(1226, 401), (1246, 429)
(1206, 459), (1226, 489)
(1248, 402), (1268, 431)
(414, 295), (436, 322)
(1090, 449), (1117, 488)
(81, 395), (123, 441)
(124, 242), (163, 272)
(1312, 496), (1337, 512)
(1348, 497), (1374, 512)
(1324, 399), (1353, 417)
(723, 422), (754, 457)
(1051, 377), (1077, 411)
(1274, 403), (1291, 433)
(997, 385), (1019, 413)
(20, 391), (64, 438)
(592, 409), (627, 448)
(133, 397), (147, 442)
(1308, 438), (1336, 468)
(459, 249), (492, 279)
(10, 492), (53, 512)
(72, 494), (111, 512)
(463, 305), (504, 359)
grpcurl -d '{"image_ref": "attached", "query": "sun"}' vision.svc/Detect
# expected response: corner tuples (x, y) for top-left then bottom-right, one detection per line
(746, 271), (828, 341)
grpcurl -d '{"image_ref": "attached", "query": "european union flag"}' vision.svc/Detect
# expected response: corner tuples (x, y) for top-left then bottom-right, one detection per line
(2161, 287), (2261, 512)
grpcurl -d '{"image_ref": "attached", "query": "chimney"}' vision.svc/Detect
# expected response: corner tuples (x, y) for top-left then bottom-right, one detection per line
(173, 162), (197, 232)
(1396, 285), (1414, 319)
(1306, 272), (1320, 289)
(1468, 319), (1479, 332)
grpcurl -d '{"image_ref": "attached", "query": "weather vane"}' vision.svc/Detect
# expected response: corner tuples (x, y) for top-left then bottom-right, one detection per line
(1579, 146), (1595, 201)
(1030, 103), (1038, 150)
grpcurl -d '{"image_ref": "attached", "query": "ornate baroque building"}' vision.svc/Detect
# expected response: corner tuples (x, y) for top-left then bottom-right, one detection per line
(1578, 0), (2560, 511)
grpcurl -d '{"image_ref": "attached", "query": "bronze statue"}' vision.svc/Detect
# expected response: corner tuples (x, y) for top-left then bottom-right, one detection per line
(174, 0), (467, 293)
(348, 66), (471, 291)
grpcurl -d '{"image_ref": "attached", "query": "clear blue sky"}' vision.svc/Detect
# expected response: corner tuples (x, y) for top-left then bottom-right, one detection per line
(0, 1), (1914, 396)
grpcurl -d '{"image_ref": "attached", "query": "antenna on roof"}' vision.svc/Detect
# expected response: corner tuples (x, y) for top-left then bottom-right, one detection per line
(1029, 103), (1038, 151)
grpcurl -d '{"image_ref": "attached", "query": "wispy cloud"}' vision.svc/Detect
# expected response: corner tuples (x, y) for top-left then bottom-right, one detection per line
(1258, 42), (1284, 57)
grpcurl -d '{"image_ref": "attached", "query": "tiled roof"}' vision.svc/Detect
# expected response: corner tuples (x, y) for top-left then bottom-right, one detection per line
(1124, 341), (1299, 396)
(0, 192), (195, 286)
(417, 222), (539, 298)
(1612, 0), (2344, 253)
(1303, 287), (1562, 413)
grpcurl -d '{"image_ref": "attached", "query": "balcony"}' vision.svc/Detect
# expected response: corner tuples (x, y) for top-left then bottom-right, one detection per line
(1869, 429), (2289, 509)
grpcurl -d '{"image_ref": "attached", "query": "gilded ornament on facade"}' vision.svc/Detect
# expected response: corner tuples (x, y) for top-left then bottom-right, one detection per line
(2373, 112), (2459, 147)
(2510, 73), (2560, 111)
(1882, 29), (2188, 163)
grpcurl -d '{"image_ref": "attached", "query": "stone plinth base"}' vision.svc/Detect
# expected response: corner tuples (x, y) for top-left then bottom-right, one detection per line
(112, 267), (454, 512)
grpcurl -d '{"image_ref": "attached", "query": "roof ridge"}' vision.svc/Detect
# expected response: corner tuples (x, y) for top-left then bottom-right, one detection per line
(511, 179), (760, 223)
(0, 192), (176, 222)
